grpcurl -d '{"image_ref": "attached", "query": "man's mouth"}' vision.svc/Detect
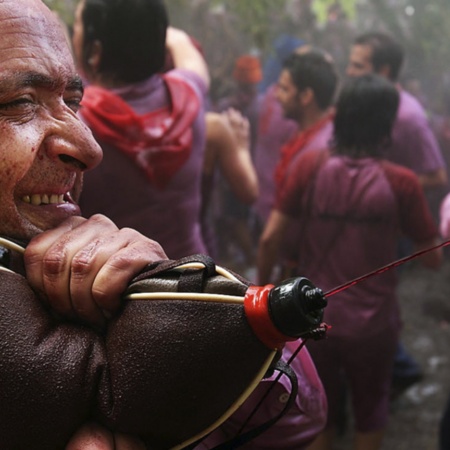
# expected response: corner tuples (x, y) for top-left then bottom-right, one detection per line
(22, 193), (69, 206)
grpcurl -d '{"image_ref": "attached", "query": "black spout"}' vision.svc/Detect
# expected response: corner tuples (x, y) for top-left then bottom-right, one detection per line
(268, 277), (327, 338)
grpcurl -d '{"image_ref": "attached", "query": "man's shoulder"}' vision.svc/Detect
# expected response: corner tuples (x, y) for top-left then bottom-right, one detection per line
(396, 89), (428, 124)
(165, 69), (207, 98)
(380, 159), (422, 193)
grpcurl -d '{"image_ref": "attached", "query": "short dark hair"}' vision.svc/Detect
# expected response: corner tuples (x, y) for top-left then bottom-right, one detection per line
(333, 74), (399, 157)
(282, 50), (338, 110)
(354, 32), (404, 81)
(81, 0), (168, 83)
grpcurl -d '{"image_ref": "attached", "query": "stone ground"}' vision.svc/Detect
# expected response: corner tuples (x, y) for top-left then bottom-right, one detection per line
(335, 257), (450, 450)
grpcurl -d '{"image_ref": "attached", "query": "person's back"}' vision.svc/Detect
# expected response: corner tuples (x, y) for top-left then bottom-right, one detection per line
(74, 0), (210, 259)
(290, 152), (425, 336)
(80, 69), (208, 259)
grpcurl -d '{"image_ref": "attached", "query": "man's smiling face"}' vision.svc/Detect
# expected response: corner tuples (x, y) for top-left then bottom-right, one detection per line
(0, 0), (103, 240)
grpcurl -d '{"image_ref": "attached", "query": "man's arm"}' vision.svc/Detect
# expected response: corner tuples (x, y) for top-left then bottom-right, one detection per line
(257, 210), (290, 284)
(207, 109), (259, 204)
(418, 167), (448, 189)
(166, 27), (210, 89)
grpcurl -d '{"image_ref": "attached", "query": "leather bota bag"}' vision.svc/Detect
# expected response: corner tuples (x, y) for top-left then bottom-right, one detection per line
(0, 242), (326, 449)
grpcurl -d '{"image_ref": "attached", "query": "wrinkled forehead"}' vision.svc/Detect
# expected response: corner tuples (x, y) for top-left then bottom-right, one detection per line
(0, 0), (74, 73)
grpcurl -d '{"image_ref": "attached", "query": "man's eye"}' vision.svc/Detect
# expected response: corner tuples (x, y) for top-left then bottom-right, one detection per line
(64, 97), (82, 113)
(0, 98), (34, 110)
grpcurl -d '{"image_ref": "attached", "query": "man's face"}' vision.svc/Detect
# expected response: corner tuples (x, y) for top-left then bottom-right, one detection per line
(0, 0), (102, 240)
(346, 44), (374, 78)
(275, 69), (302, 121)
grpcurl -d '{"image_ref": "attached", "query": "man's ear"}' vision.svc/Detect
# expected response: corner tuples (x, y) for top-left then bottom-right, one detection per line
(87, 40), (102, 73)
(299, 87), (314, 106)
(378, 64), (392, 80)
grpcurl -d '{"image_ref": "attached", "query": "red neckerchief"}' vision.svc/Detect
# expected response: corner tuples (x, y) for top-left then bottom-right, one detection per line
(80, 74), (200, 189)
(274, 112), (333, 187)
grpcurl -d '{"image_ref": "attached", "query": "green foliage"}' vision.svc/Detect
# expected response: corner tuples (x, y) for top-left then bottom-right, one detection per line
(43, 0), (76, 24)
(220, 0), (287, 50)
(39, 0), (450, 107)
(312, 0), (358, 23)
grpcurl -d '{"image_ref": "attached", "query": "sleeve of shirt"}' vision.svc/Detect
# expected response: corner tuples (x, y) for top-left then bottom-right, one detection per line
(382, 161), (439, 242)
(276, 150), (328, 218)
(392, 96), (445, 174)
(171, 68), (208, 99)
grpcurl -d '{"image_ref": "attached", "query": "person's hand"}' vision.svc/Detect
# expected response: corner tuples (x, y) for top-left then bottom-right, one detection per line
(65, 422), (146, 450)
(24, 214), (167, 328)
(222, 108), (250, 154)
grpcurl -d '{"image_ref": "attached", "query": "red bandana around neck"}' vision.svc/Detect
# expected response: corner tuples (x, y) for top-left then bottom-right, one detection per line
(81, 74), (200, 189)
(274, 112), (333, 188)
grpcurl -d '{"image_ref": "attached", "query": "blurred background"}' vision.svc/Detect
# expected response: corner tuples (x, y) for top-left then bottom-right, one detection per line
(45, 0), (450, 116)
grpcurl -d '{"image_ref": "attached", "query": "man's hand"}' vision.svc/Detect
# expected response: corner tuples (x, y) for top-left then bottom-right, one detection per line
(24, 214), (167, 328)
(65, 423), (146, 450)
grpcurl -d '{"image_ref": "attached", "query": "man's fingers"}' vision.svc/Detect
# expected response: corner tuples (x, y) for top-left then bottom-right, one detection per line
(25, 215), (121, 322)
(90, 228), (167, 312)
(25, 216), (88, 314)
(65, 422), (114, 450)
(25, 215), (167, 327)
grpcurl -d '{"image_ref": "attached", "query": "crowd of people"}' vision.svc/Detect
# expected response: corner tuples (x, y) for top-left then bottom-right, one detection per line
(1, 0), (450, 448)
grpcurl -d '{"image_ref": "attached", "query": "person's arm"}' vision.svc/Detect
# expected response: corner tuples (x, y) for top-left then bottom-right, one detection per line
(257, 210), (290, 284)
(24, 214), (167, 328)
(418, 167), (448, 189)
(385, 163), (444, 270)
(206, 110), (258, 204)
(165, 27), (210, 89)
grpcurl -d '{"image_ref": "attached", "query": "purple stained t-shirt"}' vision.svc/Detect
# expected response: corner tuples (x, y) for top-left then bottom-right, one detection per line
(79, 69), (208, 259)
(388, 89), (445, 174)
(194, 341), (327, 449)
(277, 151), (438, 338)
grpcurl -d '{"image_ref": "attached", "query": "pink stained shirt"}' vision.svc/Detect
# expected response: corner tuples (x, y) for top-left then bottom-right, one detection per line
(277, 150), (438, 338)
(195, 341), (327, 449)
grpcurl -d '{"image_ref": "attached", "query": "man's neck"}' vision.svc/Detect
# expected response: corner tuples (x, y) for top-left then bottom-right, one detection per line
(298, 107), (330, 131)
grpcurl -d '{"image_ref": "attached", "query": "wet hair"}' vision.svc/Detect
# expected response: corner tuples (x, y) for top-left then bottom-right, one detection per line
(81, 0), (168, 83)
(282, 50), (338, 110)
(333, 74), (399, 157)
(354, 32), (404, 81)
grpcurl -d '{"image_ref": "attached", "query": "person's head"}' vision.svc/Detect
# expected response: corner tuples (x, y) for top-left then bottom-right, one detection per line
(346, 31), (404, 81)
(333, 74), (400, 157)
(275, 49), (338, 121)
(0, 0), (102, 240)
(233, 54), (262, 90)
(72, 0), (168, 85)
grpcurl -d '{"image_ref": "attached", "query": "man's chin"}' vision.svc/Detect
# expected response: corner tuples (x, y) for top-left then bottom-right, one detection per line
(11, 203), (82, 241)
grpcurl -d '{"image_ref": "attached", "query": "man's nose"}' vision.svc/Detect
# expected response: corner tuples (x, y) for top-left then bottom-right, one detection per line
(43, 114), (103, 171)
